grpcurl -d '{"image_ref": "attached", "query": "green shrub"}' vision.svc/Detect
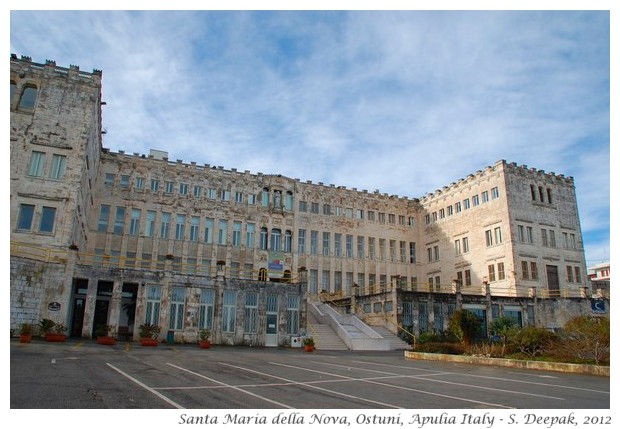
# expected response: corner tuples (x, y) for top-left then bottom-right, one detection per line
(414, 342), (465, 355)
(509, 326), (557, 358)
(559, 316), (610, 365)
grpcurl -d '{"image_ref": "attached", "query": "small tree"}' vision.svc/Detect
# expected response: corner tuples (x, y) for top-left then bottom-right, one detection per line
(490, 316), (517, 356)
(561, 316), (610, 365)
(448, 310), (482, 345)
(509, 326), (556, 358)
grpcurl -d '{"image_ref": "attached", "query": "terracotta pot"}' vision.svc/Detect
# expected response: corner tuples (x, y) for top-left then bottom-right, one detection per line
(199, 340), (212, 349)
(19, 334), (32, 343)
(46, 333), (66, 342)
(96, 336), (117, 345)
(304, 345), (314, 352)
(140, 338), (158, 347)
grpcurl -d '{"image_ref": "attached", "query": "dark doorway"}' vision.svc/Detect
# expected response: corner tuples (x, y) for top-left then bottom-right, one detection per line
(546, 265), (560, 297)
(121, 282), (138, 338)
(92, 281), (113, 337)
(69, 278), (88, 338)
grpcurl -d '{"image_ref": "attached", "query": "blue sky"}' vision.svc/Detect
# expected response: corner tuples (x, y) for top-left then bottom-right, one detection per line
(9, 9), (612, 267)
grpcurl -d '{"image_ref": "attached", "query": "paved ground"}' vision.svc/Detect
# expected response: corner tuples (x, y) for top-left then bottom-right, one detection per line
(10, 339), (610, 409)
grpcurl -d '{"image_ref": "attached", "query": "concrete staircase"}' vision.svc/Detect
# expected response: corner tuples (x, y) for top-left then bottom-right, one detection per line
(370, 326), (411, 350)
(308, 312), (349, 351)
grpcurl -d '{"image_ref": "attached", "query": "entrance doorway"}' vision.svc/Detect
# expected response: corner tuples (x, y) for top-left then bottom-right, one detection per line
(69, 278), (88, 338)
(265, 313), (278, 347)
(92, 281), (113, 337)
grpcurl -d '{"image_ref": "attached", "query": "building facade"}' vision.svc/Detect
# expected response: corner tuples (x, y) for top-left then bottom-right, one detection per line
(10, 55), (596, 344)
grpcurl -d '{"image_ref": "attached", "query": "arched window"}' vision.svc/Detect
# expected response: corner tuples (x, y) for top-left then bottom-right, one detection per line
(258, 268), (268, 282)
(284, 230), (292, 253)
(271, 229), (281, 251)
(260, 227), (268, 250)
(19, 84), (38, 109)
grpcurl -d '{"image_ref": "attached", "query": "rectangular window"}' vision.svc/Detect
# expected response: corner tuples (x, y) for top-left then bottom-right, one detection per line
(165, 181), (174, 193)
(105, 173), (115, 187)
(28, 151), (46, 177)
(494, 227), (502, 244)
(472, 195), (479, 206)
(169, 287), (186, 330)
(465, 269), (471, 286)
(357, 236), (365, 259)
(98, 204), (110, 232)
(570, 233), (577, 249)
(549, 230), (556, 247)
(389, 240), (396, 262)
(232, 221), (241, 246)
(129, 209), (141, 235)
(574, 266), (582, 283)
(541, 229), (548, 247)
(309, 269), (318, 294)
(198, 289), (215, 330)
(439, 209), (445, 219)
(482, 191), (489, 203)
(400, 241), (407, 263)
(409, 242), (416, 263)
(179, 183), (188, 195)
(298, 201), (307, 212)
(322, 270), (330, 291)
(286, 295), (300, 335)
(244, 292), (258, 333)
(218, 220), (228, 245)
(221, 190), (231, 202)
(522, 261), (529, 279)
(193, 185), (202, 197)
(49, 154), (67, 179)
(356, 209), (364, 220)
(322, 232), (330, 256)
(399, 215), (406, 225)
(433, 245), (440, 261)
(454, 239), (461, 255)
(368, 237), (376, 260)
(346, 235), (354, 258)
(531, 262), (539, 280)
(488, 264), (496, 282)
(334, 271), (342, 292)
(135, 176), (144, 190)
(150, 178), (159, 191)
(566, 266), (574, 283)
(120, 175), (130, 188)
(346, 208), (353, 218)
(518, 225), (525, 242)
(491, 187), (499, 199)
(204, 218), (214, 243)
(463, 198), (470, 210)
(160, 212), (171, 239)
(285, 192), (293, 211)
(298, 229), (306, 253)
(427, 247), (433, 263)
(388, 214), (396, 224)
(17, 204), (35, 230)
(368, 211), (375, 222)
(498, 262), (505, 280)
(455, 202), (462, 213)
(144, 210), (155, 237)
(378, 212), (385, 224)
(144, 285), (161, 325)
(323, 204), (331, 215)
(527, 226), (534, 243)
(235, 191), (243, 204)
(248, 194), (256, 205)
(485, 229), (493, 247)
(175, 214), (186, 240)
(310, 230), (318, 254)
(190, 216), (200, 241)
(114, 207), (126, 234)
(334, 233), (342, 257)
(311, 202), (319, 214)
(462, 237), (469, 253)
(379, 239), (386, 261)
(246, 223), (255, 248)
(222, 291), (237, 333)
(207, 188), (216, 199)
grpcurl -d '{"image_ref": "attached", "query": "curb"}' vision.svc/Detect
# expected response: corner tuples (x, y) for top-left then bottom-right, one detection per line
(404, 351), (610, 377)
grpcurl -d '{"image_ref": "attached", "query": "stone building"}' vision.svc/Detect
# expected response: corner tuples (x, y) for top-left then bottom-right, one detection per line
(10, 55), (602, 346)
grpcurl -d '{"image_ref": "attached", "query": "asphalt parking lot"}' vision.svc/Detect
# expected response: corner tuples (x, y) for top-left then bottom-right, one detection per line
(10, 339), (610, 409)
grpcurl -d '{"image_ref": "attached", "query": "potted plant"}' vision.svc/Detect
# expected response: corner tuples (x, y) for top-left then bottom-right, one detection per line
(303, 336), (315, 352)
(138, 323), (160, 346)
(198, 328), (212, 348)
(19, 323), (33, 343)
(95, 324), (117, 345)
(46, 321), (67, 342)
(38, 318), (56, 338)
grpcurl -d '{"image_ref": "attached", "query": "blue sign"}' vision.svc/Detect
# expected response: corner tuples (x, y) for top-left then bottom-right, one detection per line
(591, 299), (606, 313)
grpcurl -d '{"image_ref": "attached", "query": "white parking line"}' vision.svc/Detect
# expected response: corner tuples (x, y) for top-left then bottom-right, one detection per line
(106, 363), (184, 409)
(166, 363), (293, 408)
(270, 361), (514, 409)
(351, 360), (610, 394)
(315, 361), (565, 400)
(219, 362), (402, 409)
